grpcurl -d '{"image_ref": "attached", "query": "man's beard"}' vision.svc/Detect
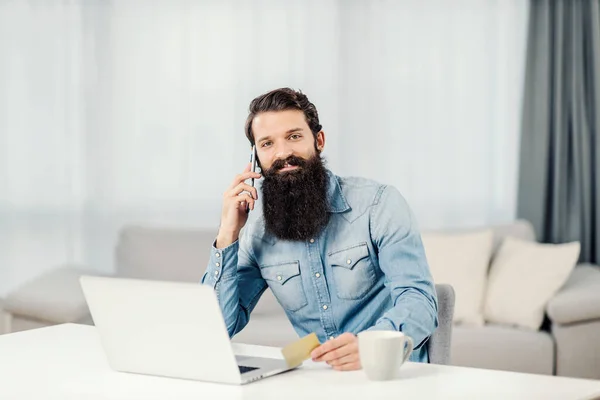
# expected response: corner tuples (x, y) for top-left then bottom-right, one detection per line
(261, 153), (330, 241)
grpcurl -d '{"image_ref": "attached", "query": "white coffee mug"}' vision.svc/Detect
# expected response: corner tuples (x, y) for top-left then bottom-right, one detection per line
(358, 331), (414, 381)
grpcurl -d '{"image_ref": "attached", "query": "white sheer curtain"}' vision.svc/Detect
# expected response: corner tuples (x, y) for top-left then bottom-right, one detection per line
(0, 0), (529, 296)
(336, 1), (529, 228)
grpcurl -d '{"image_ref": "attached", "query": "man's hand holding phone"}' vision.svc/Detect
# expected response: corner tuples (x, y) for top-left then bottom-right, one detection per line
(216, 147), (261, 249)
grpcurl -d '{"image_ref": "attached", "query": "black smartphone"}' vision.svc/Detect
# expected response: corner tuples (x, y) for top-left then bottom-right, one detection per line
(246, 145), (258, 213)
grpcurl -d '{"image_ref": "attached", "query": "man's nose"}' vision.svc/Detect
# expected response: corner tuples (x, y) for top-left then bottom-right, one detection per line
(274, 141), (293, 160)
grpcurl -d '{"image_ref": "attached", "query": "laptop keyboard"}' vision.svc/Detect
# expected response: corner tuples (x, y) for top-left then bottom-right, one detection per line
(238, 365), (259, 374)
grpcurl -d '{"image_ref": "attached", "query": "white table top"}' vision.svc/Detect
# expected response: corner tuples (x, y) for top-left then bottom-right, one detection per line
(0, 324), (599, 400)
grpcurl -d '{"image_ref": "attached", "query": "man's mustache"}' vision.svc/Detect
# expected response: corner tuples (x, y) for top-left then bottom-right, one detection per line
(267, 155), (307, 173)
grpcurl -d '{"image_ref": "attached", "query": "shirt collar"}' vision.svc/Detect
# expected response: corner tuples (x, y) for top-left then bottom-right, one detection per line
(325, 169), (351, 213)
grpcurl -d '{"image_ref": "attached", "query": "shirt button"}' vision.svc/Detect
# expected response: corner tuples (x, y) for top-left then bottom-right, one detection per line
(322, 305), (328, 310)
(315, 273), (321, 278)
(215, 253), (221, 258)
(346, 259), (352, 265)
(277, 275), (282, 281)
(214, 270), (219, 276)
(215, 262), (220, 267)
(310, 238), (315, 243)
(329, 336), (335, 340)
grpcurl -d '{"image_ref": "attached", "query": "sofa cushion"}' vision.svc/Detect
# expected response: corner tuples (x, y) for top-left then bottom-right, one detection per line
(484, 237), (580, 330)
(487, 219), (536, 256)
(421, 229), (493, 326)
(4, 266), (91, 324)
(553, 320), (600, 379)
(0, 297), (5, 334)
(116, 226), (287, 315)
(546, 264), (600, 325)
(116, 226), (218, 282)
(451, 324), (554, 375)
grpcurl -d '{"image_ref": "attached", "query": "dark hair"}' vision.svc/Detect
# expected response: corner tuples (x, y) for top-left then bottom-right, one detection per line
(244, 88), (322, 145)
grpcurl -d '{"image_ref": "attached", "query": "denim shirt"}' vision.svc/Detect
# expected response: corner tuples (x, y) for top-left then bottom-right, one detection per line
(202, 170), (438, 363)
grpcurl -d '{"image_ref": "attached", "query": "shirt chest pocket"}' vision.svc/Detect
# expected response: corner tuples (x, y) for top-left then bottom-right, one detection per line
(260, 261), (308, 312)
(328, 242), (377, 300)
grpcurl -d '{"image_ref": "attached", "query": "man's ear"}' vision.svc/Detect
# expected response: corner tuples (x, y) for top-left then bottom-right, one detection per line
(316, 130), (325, 152)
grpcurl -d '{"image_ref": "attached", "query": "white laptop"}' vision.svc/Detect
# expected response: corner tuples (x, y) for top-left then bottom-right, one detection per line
(79, 275), (295, 385)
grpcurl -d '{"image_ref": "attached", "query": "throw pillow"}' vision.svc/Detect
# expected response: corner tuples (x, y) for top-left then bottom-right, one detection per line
(483, 236), (580, 330)
(421, 229), (494, 326)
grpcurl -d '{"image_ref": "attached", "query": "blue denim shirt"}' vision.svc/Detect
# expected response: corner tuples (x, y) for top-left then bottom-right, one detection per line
(202, 170), (438, 363)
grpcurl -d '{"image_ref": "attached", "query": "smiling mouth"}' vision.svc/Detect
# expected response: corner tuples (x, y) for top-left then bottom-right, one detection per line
(279, 164), (300, 172)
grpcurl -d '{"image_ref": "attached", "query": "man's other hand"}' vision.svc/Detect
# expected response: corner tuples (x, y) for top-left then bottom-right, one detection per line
(310, 332), (361, 371)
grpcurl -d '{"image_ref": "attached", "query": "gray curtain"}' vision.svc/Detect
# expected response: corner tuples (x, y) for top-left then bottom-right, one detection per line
(518, 0), (600, 263)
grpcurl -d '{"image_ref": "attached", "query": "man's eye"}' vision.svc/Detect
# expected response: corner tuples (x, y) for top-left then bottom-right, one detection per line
(290, 134), (301, 139)
(261, 141), (272, 148)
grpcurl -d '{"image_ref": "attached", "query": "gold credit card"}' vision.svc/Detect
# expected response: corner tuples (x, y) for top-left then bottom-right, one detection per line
(281, 332), (321, 368)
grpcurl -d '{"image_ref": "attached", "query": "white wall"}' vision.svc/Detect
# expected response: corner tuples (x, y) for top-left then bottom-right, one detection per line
(0, 0), (529, 296)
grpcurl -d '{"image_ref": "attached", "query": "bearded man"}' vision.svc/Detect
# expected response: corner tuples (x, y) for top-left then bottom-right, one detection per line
(202, 88), (438, 370)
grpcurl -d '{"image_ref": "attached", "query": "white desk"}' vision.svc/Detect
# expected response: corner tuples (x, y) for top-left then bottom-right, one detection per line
(0, 324), (599, 400)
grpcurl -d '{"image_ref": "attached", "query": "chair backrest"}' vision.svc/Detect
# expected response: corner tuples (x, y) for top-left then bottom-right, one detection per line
(427, 284), (456, 365)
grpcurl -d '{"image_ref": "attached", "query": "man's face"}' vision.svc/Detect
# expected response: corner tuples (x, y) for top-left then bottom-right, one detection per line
(253, 110), (330, 241)
(252, 110), (325, 172)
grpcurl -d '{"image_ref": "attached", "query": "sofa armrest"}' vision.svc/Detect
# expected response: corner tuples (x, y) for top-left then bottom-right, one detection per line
(4, 265), (99, 324)
(546, 264), (600, 325)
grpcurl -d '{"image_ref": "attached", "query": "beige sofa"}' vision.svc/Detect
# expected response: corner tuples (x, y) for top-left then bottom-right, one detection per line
(2, 220), (600, 379)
